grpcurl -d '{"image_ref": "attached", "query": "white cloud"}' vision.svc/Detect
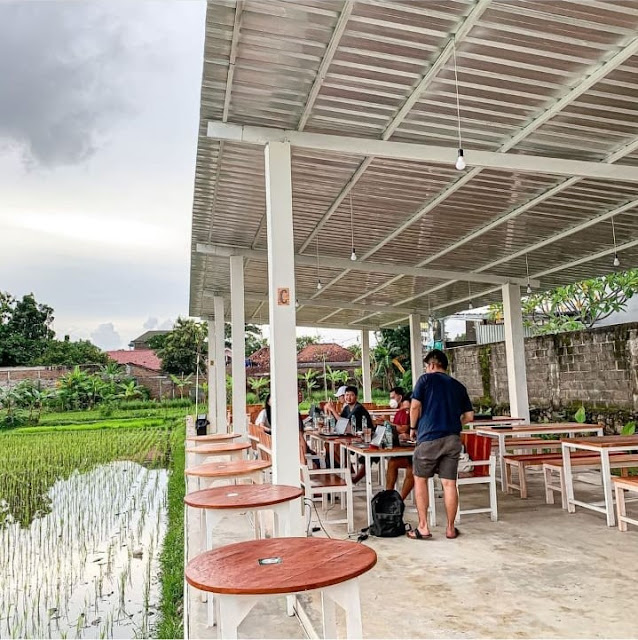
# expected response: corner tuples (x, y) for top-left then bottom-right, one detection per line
(91, 323), (122, 350)
(143, 317), (158, 330)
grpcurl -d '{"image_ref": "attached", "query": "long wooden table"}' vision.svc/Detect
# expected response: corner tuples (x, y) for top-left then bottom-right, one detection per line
(561, 435), (638, 526)
(475, 423), (604, 491)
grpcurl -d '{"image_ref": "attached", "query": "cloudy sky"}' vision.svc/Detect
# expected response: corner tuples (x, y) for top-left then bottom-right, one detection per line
(0, 1), (206, 350)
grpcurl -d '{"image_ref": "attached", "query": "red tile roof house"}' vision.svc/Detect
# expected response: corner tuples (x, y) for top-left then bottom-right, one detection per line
(245, 343), (360, 377)
(106, 349), (175, 400)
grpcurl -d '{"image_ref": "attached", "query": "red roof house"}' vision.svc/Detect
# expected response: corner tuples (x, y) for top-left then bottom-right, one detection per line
(107, 349), (162, 372)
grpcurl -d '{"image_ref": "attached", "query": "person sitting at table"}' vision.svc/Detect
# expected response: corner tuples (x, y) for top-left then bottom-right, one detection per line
(385, 387), (415, 499)
(331, 386), (373, 483)
(255, 394), (271, 429)
(323, 385), (348, 420)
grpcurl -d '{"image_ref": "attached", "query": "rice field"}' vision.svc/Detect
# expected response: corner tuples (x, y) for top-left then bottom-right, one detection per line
(0, 424), (178, 639)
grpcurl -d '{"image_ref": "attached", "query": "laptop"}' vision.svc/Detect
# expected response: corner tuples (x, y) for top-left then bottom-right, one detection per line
(335, 417), (353, 436)
(370, 425), (386, 447)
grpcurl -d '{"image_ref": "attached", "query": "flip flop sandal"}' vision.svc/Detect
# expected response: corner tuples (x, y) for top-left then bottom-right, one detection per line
(407, 528), (432, 540)
(446, 527), (461, 539)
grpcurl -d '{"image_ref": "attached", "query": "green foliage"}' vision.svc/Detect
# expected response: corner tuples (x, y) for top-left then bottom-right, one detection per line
(146, 332), (170, 351)
(489, 269), (638, 334)
(156, 423), (186, 639)
(574, 405), (587, 423)
(169, 373), (193, 399)
(0, 292), (55, 366)
(621, 421), (636, 436)
(224, 321), (266, 357)
(298, 370), (318, 398)
(247, 376), (270, 401)
(35, 337), (108, 366)
(296, 335), (319, 352)
(324, 366), (348, 393)
(156, 317), (207, 376)
(347, 343), (362, 360)
(373, 326), (412, 390)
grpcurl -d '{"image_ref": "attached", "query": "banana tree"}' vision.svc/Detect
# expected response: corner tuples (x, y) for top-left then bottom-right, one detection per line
(324, 366), (348, 393)
(298, 370), (318, 400)
(247, 376), (270, 401)
(169, 373), (193, 399)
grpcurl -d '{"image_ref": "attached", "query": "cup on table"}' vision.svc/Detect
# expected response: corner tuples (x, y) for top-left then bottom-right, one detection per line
(363, 427), (372, 443)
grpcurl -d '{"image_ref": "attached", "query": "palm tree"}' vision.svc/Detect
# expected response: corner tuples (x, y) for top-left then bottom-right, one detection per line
(324, 366), (348, 393)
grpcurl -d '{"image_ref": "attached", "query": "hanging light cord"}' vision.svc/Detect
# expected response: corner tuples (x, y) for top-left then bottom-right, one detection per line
(453, 38), (463, 150)
(611, 216), (618, 251)
(349, 193), (355, 250)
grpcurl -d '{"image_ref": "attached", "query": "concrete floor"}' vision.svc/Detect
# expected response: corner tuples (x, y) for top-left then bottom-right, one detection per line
(185, 464), (638, 639)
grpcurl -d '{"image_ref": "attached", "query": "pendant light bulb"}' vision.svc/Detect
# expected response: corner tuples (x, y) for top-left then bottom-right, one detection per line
(350, 247), (357, 261)
(613, 254), (620, 267)
(526, 284), (532, 295)
(316, 279), (322, 291)
(456, 148), (466, 171)
(295, 299), (300, 308)
(468, 299), (473, 310)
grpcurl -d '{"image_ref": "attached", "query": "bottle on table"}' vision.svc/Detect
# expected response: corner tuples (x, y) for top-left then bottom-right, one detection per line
(383, 421), (394, 449)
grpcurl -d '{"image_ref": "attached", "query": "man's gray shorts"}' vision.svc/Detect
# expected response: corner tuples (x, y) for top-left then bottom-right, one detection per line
(413, 434), (462, 479)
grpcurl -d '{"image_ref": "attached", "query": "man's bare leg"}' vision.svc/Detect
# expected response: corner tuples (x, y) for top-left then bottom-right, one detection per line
(385, 459), (399, 491)
(407, 475), (431, 537)
(400, 466), (415, 500)
(441, 478), (459, 537)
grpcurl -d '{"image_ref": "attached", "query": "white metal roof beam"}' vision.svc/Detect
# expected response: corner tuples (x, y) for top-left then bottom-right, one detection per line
(296, 1), (354, 132)
(432, 236), (638, 314)
(315, 32), (638, 306)
(195, 242), (539, 286)
(208, 122), (638, 183)
(294, 0), (491, 254)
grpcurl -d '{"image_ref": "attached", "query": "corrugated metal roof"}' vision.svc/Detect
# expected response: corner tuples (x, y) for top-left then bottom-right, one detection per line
(190, 0), (638, 328)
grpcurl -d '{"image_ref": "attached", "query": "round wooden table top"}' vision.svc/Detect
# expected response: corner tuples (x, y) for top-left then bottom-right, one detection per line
(184, 484), (303, 510)
(185, 459), (271, 478)
(186, 433), (241, 443)
(185, 537), (377, 595)
(185, 442), (251, 455)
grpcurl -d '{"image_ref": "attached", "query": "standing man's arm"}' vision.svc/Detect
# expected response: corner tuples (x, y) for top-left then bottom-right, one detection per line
(459, 387), (474, 426)
(410, 399), (422, 439)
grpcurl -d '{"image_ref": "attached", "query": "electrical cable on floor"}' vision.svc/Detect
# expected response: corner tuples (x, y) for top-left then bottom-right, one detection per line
(304, 498), (331, 538)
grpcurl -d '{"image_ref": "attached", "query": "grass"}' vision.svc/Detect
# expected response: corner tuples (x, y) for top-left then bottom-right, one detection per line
(155, 421), (186, 639)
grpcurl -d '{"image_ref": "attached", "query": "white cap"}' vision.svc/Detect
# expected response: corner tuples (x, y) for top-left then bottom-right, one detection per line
(334, 385), (348, 398)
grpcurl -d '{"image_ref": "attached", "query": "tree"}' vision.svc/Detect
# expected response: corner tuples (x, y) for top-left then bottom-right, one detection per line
(224, 322), (266, 357)
(147, 333), (169, 351)
(0, 292), (55, 366)
(36, 337), (108, 366)
(156, 317), (207, 376)
(169, 373), (193, 399)
(298, 370), (318, 398)
(296, 335), (319, 352)
(324, 366), (348, 393)
(247, 376), (269, 401)
(488, 269), (638, 335)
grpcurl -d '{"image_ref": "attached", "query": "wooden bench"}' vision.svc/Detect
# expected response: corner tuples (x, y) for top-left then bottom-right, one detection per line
(544, 454), (638, 509)
(613, 476), (638, 531)
(501, 438), (563, 453)
(504, 451), (600, 498)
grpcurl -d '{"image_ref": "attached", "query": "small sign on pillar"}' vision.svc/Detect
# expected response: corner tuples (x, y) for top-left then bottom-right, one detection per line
(277, 288), (291, 306)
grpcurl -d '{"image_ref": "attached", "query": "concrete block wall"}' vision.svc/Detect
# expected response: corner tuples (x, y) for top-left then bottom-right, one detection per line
(449, 323), (638, 413)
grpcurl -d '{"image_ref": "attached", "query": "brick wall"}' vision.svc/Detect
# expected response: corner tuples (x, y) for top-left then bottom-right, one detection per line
(126, 365), (176, 400)
(0, 365), (101, 390)
(448, 323), (638, 413)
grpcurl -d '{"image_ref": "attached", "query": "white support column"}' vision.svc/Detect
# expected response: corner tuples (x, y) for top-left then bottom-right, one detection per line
(230, 255), (247, 435)
(265, 141), (302, 504)
(409, 313), (424, 386)
(502, 284), (531, 422)
(207, 318), (216, 433)
(214, 296), (227, 432)
(361, 330), (372, 403)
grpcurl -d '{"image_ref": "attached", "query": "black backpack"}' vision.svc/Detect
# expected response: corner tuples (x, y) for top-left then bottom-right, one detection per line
(366, 490), (407, 537)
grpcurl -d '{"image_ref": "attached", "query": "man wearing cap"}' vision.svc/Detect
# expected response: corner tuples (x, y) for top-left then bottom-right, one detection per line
(324, 385), (348, 419)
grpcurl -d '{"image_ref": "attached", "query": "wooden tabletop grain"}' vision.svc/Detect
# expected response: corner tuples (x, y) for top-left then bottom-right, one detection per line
(184, 484), (303, 510)
(185, 460), (271, 478)
(185, 537), (377, 595)
(561, 435), (638, 448)
(186, 442), (251, 454)
(186, 433), (241, 442)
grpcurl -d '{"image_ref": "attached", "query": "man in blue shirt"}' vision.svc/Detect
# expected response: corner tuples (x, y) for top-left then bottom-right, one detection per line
(407, 349), (474, 540)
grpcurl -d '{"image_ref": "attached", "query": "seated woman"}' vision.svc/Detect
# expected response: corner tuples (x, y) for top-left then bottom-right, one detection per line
(385, 387), (415, 500)
(255, 394), (271, 431)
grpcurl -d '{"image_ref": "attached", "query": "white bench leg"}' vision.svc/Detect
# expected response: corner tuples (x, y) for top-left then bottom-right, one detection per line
(489, 457), (498, 522)
(616, 485), (628, 532)
(600, 451), (616, 527)
(544, 466), (554, 505)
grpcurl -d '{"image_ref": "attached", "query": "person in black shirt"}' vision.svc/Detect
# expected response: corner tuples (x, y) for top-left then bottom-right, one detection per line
(407, 349), (474, 541)
(338, 386), (373, 483)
